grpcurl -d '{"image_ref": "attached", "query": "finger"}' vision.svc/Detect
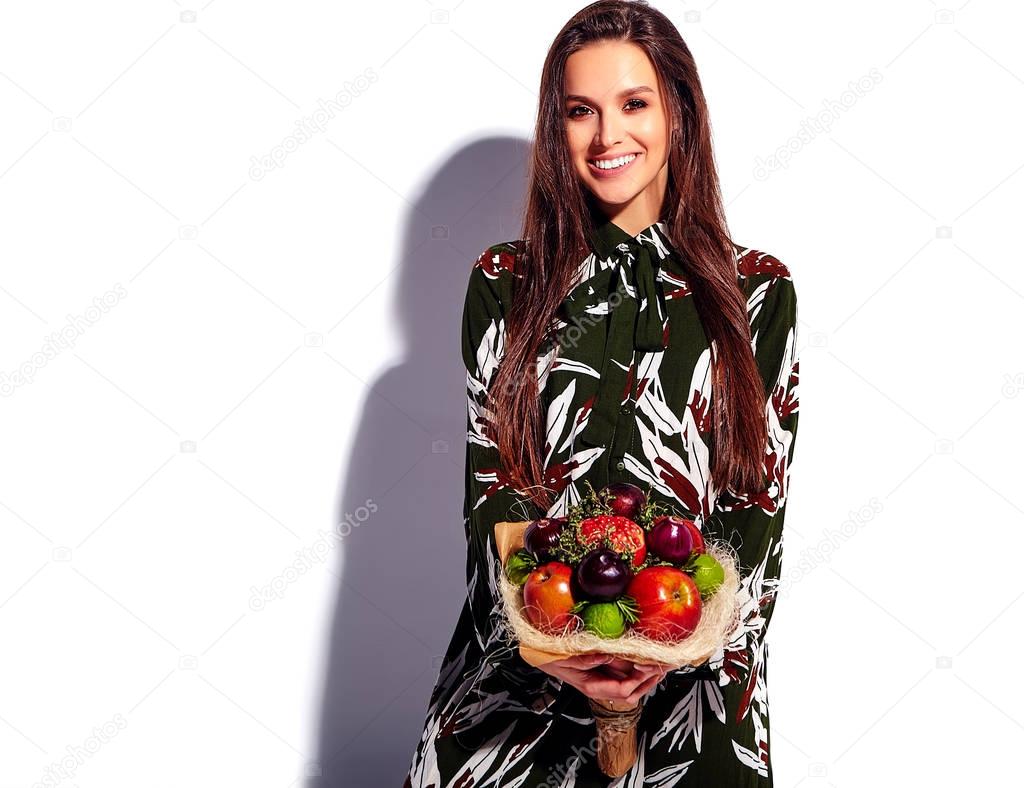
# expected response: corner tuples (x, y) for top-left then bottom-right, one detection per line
(579, 674), (643, 701)
(557, 653), (612, 670)
(605, 657), (635, 673)
(600, 658), (659, 677)
(599, 660), (640, 673)
(622, 670), (658, 694)
(605, 664), (658, 684)
(586, 670), (654, 700)
(561, 666), (626, 687)
(579, 653), (615, 668)
(626, 672), (663, 704)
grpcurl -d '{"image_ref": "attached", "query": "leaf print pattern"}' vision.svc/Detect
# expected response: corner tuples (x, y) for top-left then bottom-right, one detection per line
(404, 222), (800, 787)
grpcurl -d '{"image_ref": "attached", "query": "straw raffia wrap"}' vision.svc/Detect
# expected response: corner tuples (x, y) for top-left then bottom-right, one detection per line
(494, 520), (742, 668)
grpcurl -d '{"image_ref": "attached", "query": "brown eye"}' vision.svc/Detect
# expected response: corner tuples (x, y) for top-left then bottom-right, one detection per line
(625, 98), (647, 111)
(567, 105), (591, 118)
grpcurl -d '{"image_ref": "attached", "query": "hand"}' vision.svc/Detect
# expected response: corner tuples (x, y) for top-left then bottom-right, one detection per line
(535, 653), (669, 705)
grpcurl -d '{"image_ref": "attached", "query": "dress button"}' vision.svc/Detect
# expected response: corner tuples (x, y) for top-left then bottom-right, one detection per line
(619, 404), (632, 415)
(615, 460), (625, 471)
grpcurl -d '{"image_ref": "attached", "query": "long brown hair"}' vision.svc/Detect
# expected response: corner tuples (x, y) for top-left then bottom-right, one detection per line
(491, 0), (767, 513)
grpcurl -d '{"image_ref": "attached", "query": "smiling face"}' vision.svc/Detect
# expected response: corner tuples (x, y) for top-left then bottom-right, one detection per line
(564, 39), (674, 233)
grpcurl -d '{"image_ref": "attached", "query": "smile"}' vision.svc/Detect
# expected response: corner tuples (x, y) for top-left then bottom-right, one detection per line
(587, 153), (640, 178)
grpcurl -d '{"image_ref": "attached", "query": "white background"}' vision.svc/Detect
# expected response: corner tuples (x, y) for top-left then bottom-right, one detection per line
(2, 1), (1022, 786)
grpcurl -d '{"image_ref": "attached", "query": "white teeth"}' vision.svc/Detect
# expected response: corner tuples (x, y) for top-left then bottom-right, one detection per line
(591, 153), (637, 170)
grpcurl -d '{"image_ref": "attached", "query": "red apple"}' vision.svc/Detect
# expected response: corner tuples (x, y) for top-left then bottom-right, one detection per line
(626, 566), (702, 643)
(522, 562), (580, 635)
(599, 483), (647, 520)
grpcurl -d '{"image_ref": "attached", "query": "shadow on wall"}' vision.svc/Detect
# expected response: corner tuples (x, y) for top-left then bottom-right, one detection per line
(311, 135), (532, 787)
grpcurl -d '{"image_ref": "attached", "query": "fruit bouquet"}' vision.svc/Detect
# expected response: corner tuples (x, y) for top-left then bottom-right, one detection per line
(493, 480), (742, 778)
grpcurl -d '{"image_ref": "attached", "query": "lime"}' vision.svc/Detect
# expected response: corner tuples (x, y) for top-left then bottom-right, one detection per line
(691, 554), (725, 598)
(581, 601), (627, 639)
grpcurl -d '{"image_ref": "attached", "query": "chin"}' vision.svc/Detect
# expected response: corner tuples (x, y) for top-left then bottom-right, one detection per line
(584, 178), (647, 207)
(589, 189), (637, 208)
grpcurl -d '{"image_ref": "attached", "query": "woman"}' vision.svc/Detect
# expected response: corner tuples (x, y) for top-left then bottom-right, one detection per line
(404, 1), (800, 785)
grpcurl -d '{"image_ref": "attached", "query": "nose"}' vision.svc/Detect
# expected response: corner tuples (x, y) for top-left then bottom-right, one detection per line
(596, 109), (624, 149)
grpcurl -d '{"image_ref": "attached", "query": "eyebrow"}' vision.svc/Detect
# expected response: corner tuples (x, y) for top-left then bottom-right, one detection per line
(564, 85), (656, 103)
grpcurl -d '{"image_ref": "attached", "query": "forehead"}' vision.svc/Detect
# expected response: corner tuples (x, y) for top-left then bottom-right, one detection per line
(563, 40), (659, 98)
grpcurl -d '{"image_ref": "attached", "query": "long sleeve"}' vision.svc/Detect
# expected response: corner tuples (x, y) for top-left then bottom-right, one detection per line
(707, 271), (800, 682)
(458, 254), (564, 710)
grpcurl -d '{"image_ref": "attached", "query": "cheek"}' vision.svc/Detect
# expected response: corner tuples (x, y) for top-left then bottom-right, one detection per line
(565, 123), (590, 157)
(634, 127), (667, 153)
(633, 118), (667, 155)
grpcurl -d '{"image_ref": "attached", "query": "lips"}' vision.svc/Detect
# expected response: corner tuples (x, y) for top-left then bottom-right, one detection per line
(589, 152), (639, 166)
(587, 152), (642, 178)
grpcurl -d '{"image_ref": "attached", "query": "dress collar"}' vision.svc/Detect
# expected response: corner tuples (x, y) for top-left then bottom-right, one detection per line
(583, 214), (690, 282)
(587, 215), (671, 263)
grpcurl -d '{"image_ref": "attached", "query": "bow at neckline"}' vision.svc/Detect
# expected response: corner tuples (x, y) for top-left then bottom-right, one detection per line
(558, 216), (685, 448)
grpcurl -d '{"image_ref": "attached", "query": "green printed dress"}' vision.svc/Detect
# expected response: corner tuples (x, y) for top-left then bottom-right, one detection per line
(404, 216), (800, 787)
